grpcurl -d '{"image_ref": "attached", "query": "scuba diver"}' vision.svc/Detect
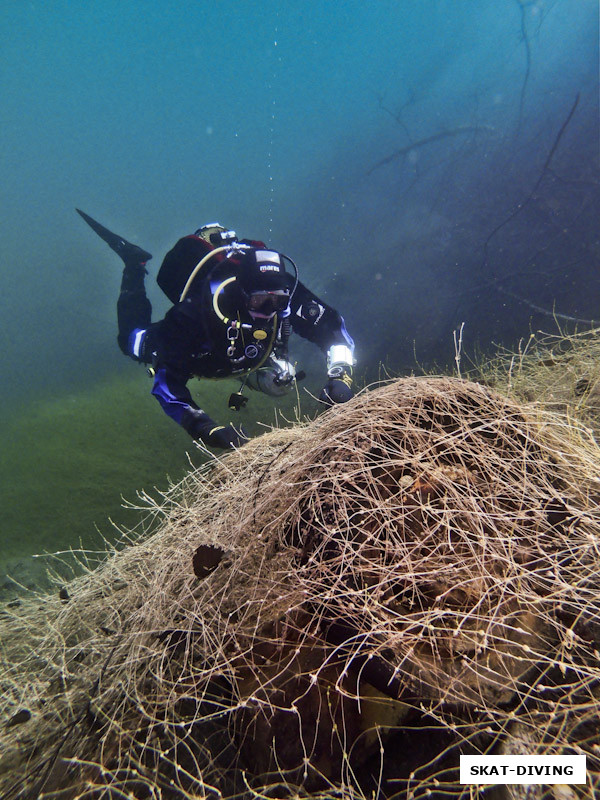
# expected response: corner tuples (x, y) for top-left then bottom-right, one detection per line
(77, 210), (355, 449)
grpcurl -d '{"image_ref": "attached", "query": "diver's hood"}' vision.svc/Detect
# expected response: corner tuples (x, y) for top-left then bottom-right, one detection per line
(238, 249), (295, 293)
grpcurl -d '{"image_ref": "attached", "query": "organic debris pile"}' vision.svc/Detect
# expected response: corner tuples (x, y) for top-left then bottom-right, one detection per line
(479, 326), (600, 437)
(1, 377), (600, 799)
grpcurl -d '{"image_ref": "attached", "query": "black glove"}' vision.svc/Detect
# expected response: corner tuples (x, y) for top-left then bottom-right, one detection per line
(182, 408), (249, 449)
(205, 424), (249, 449)
(319, 372), (353, 406)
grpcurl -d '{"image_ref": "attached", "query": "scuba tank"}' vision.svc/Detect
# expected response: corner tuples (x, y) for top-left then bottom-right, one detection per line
(156, 225), (239, 303)
(246, 356), (298, 396)
(242, 316), (305, 398)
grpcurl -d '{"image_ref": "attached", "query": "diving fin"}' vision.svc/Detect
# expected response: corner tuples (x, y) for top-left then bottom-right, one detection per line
(76, 208), (152, 265)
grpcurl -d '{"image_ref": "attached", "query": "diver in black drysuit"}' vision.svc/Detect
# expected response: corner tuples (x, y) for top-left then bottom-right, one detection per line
(78, 213), (355, 449)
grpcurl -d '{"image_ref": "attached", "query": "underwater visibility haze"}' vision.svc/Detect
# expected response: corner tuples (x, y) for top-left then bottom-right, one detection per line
(0, 0), (598, 587)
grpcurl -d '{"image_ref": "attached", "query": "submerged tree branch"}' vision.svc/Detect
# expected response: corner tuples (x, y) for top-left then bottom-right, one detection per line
(515, 0), (532, 135)
(480, 93), (580, 274)
(495, 284), (595, 325)
(367, 125), (495, 175)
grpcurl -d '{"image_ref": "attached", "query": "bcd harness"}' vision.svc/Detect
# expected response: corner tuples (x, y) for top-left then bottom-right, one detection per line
(180, 242), (294, 383)
(212, 274), (279, 372)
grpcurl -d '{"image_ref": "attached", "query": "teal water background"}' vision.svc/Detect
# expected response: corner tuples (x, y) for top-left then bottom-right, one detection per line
(1, 1), (597, 589)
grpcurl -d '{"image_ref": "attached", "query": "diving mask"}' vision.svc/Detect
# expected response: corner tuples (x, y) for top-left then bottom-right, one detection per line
(247, 289), (290, 317)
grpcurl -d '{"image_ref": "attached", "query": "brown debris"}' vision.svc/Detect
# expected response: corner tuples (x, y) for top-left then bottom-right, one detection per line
(192, 544), (224, 578)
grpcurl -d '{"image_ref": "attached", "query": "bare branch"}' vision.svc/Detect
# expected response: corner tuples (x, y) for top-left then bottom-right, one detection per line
(367, 125), (495, 175)
(480, 93), (580, 273)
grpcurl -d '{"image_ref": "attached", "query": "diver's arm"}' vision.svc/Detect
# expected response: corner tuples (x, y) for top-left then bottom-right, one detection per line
(289, 282), (354, 353)
(150, 368), (247, 448)
(289, 282), (355, 404)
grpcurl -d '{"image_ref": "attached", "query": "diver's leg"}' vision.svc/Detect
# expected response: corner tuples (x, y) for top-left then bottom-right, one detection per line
(117, 261), (152, 358)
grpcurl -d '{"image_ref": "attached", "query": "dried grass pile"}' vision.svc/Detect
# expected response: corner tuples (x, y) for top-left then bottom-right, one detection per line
(1, 376), (599, 799)
(480, 326), (600, 436)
